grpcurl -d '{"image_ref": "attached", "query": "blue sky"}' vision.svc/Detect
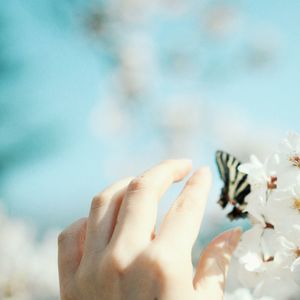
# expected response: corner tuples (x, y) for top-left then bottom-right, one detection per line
(1, 0), (300, 231)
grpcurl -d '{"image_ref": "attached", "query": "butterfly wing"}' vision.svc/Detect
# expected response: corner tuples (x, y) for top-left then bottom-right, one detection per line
(215, 150), (250, 220)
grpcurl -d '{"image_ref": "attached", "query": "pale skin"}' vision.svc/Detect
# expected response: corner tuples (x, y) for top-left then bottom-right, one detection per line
(58, 159), (241, 300)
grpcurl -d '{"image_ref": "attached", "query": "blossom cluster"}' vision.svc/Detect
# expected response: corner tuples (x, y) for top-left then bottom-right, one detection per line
(234, 132), (300, 299)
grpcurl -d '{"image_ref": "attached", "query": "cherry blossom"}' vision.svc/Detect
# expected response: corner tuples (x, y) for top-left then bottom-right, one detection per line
(233, 132), (300, 299)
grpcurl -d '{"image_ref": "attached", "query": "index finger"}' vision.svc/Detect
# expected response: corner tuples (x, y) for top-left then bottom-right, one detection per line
(58, 218), (87, 284)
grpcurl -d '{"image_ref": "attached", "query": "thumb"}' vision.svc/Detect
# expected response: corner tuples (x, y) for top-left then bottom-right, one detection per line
(193, 228), (241, 299)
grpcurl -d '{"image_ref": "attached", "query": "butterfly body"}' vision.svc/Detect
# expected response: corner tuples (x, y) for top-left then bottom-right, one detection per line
(215, 150), (251, 220)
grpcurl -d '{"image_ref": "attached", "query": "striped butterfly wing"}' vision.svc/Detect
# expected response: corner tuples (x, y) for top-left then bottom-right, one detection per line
(215, 150), (251, 220)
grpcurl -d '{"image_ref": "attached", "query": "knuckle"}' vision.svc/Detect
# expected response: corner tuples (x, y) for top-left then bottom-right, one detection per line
(58, 218), (87, 245)
(57, 230), (68, 245)
(127, 177), (148, 193)
(186, 177), (200, 187)
(91, 193), (109, 210)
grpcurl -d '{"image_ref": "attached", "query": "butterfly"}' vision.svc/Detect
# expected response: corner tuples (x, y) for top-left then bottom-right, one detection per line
(215, 150), (251, 220)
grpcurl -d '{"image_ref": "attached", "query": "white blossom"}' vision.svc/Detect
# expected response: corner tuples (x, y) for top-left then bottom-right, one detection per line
(266, 184), (300, 242)
(234, 132), (300, 299)
(278, 132), (300, 170)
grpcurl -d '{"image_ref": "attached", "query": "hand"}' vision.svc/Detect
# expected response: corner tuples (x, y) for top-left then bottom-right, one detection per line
(58, 160), (241, 300)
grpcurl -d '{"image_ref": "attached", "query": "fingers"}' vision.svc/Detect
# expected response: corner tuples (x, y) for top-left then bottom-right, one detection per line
(58, 218), (87, 284)
(111, 159), (192, 255)
(83, 177), (134, 257)
(194, 228), (241, 299)
(157, 167), (212, 252)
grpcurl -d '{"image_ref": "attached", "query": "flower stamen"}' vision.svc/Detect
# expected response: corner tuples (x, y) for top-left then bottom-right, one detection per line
(289, 155), (300, 168)
(263, 256), (274, 263)
(265, 222), (274, 229)
(267, 176), (277, 190)
(294, 247), (300, 258)
(293, 198), (300, 212)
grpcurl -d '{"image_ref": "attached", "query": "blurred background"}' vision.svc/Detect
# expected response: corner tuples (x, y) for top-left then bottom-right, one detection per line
(1, 0), (300, 299)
